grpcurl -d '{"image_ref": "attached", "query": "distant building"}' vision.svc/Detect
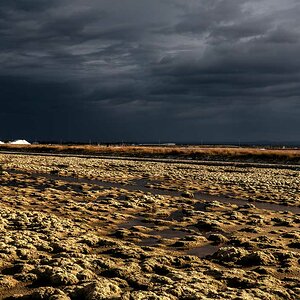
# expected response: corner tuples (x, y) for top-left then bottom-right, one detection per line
(138, 143), (176, 146)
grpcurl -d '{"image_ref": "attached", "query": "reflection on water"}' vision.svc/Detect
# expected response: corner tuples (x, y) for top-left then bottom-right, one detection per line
(186, 244), (221, 258)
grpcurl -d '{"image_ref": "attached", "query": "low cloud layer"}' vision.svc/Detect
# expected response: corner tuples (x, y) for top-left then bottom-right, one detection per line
(1, 0), (300, 143)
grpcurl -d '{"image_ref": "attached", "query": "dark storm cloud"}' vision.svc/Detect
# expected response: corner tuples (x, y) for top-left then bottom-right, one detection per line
(1, 0), (300, 142)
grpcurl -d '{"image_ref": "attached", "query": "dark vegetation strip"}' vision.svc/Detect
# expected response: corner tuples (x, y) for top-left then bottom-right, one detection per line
(1, 144), (300, 165)
(1, 150), (300, 171)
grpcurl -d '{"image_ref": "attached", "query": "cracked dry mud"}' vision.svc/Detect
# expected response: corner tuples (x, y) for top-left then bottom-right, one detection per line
(0, 153), (299, 299)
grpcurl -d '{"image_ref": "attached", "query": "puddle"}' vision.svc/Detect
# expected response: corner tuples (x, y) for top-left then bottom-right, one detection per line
(118, 215), (195, 244)
(138, 237), (160, 246)
(133, 178), (163, 188)
(193, 202), (207, 211)
(118, 217), (156, 229)
(166, 210), (185, 221)
(186, 244), (221, 258)
(150, 228), (188, 239)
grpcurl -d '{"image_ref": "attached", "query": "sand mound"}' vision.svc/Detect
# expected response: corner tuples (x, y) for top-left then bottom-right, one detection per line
(10, 139), (31, 145)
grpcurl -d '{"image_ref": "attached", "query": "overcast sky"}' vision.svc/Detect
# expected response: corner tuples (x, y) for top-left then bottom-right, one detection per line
(1, 0), (300, 143)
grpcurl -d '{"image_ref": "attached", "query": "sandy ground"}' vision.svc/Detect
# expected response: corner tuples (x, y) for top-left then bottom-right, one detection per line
(0, 153), (299, 299)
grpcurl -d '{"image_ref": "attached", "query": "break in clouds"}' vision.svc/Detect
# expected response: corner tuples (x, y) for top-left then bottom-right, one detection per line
(0, 0), (300, 142)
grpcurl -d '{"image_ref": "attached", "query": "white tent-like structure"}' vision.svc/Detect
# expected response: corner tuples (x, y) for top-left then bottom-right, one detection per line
(10, 139), (31, 145)
(0, 141), (4, 144)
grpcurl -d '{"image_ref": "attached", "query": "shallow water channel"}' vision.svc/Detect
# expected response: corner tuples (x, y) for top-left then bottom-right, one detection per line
(8, 170), (299, 214)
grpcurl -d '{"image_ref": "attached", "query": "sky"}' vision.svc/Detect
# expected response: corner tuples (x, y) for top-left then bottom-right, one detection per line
(0, 0), (300, 143)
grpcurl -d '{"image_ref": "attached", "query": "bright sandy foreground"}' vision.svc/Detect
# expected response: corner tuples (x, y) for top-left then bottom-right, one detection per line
(0, 153), (299, 299)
